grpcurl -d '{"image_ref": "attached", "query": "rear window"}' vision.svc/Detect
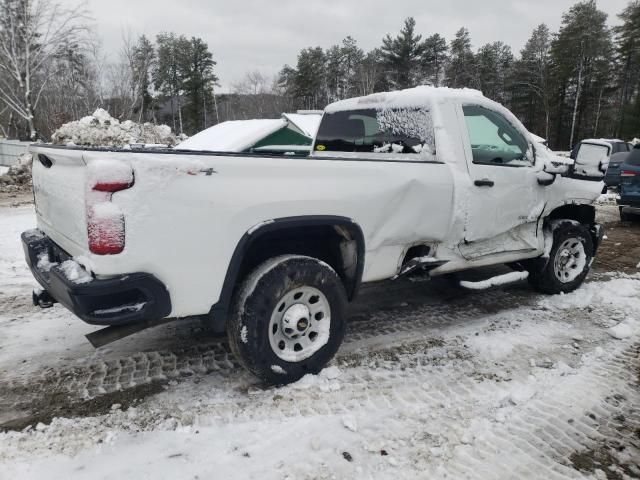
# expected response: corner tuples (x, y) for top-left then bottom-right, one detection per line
(612, 142), (629, 154)
(314, 108), (435, 156)
(627, 145), (640, 166)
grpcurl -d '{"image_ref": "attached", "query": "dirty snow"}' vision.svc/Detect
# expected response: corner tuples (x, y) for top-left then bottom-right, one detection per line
(1, 205), (640, 479)
(51, 109), (177, 147)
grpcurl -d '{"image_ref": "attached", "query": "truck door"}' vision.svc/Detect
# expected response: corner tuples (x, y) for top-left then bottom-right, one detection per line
(458, 104), (544, 260)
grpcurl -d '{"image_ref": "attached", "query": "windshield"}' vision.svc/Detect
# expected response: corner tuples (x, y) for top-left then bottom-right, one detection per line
(314, 108), (435, 155)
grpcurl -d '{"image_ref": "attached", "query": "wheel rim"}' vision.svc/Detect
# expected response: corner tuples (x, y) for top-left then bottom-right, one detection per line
(268, 286), (331, 362)
(553, 237), (586, 284)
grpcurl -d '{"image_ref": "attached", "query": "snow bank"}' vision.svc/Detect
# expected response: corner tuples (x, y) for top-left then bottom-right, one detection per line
(51, 109), (178, 147)
(540, 277), (640, 314)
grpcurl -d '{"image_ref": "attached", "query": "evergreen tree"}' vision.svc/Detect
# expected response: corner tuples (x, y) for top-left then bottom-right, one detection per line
(511, 24), (552, 139)
(446, 28), (476, 88)
(422, 34), (448, 87)
(380, 17), (425, 89)
(294, 47), (327, 110)
(614, 1), (640, 138)
(131, 35), (156, 123)
(476, 42), (513, 104)
(181, 37), (218, 133)
(550, 0), (613, 148)
(154, 33), (189, 133)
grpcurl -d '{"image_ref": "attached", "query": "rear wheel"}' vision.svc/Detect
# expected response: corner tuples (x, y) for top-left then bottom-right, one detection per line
(228, 255), (347, 385)
(527, 221), (593, 294)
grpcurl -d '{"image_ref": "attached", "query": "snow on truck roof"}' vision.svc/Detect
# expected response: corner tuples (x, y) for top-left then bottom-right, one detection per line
(324, 86), (485, 113)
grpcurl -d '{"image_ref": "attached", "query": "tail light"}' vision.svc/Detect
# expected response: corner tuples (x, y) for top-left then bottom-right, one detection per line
(620, 170), (637, 177)
(86, 161), (134, 255)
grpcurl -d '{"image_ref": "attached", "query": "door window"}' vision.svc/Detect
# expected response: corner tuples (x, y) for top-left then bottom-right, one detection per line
(463, 105), (530, 166)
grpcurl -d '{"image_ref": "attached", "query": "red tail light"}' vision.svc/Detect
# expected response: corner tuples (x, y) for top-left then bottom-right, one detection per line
(93, 180), (134, 192)
(87, 163), (134, 255)
(621, 170), (637, 177)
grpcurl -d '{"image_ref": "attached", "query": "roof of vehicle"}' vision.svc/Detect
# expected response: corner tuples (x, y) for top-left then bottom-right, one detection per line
(581, 138), (625, 145)
(282, 113), (322, 138)
(324, 86), (485, 113)
(176, 119), (287, 152)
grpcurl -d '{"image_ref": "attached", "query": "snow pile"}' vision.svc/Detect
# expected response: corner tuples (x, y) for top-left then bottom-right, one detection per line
(0, 153), (33, 191)
(596, 192), (620, 204)
(539, 277), (640, 312)
(51, 109), (178, 147)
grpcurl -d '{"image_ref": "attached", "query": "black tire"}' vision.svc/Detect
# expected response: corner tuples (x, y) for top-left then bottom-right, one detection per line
(527, 221), (594, 294)
(620, 207), (633, 222)
(228, 255), (347, 385)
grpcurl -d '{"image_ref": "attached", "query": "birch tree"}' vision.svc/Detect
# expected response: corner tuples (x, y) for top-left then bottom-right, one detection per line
(0, 0), (89, 139)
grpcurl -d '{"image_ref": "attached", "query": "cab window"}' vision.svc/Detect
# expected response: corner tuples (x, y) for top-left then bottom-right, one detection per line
(314, 108), (435, 157)
(463, 105), (530, 166)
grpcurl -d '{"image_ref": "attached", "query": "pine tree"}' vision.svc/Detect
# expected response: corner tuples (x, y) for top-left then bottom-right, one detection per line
(446, 28), (476, 89)
(422, 34), (448, 87)
(131, 35), (156, 123)
(294, 47), (327, 109)
(477, 42), (513, 104)
(550, 0), (613, 148)
(511, 24), (552, 139)
(614, 1), (640, 138)
(181, 37), (218, 133)
(380, 17), (425, 89)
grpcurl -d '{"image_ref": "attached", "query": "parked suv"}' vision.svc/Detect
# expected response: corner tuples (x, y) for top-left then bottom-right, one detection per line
(618, 144), (640, 221)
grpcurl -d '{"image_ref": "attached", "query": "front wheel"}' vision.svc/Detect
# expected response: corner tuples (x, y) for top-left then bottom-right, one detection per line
(527, 221), (594, 294)
(228, 255), (347, 385)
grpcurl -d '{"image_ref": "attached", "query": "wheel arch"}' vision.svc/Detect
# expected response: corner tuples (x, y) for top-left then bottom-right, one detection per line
(546, 203), (595, 225)
(208, 215), (365, 331)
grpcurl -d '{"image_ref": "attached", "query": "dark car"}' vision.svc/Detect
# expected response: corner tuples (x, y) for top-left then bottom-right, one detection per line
(618, 144), (640, 221)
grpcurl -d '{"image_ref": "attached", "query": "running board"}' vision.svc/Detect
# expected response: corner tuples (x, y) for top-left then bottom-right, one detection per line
(392, 258), (449, 280)
(85, 317), (177, 348)
(459, 271), (529, 290)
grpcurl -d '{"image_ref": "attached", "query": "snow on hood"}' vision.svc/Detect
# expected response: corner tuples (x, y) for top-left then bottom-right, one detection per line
(175, 119), (287, 152)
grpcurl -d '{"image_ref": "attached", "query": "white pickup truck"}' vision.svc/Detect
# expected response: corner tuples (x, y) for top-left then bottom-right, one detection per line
(24, 87), (607, 384)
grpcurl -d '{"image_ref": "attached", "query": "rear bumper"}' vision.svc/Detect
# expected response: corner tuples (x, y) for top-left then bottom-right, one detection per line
(22, 229), (171, 326)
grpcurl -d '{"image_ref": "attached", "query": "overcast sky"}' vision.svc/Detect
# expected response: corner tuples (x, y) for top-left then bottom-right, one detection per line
(75, 0), (629, 91)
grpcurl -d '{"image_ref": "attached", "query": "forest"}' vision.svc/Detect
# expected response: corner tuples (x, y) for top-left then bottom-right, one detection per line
(1, 0), (639, 150)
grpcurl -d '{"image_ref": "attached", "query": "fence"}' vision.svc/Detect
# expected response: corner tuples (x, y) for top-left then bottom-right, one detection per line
(0, 140), (31, 166)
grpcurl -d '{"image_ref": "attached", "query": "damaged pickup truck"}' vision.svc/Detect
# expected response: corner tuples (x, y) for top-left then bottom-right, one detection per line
(23, 87), (606, 384)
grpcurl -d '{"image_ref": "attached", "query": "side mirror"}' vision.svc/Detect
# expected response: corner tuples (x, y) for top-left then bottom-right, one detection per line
(537, 170), (556, 186)
(572, 142), (609, 180)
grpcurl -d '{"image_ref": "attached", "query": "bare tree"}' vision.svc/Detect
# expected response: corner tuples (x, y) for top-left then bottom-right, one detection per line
(0, 0), (90, 139)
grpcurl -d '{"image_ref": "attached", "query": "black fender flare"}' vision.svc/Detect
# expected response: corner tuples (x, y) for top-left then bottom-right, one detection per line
(207, 215), (366, 331)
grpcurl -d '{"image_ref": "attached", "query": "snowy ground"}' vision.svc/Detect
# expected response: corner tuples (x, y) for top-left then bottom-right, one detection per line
(1, 200), (639, 479)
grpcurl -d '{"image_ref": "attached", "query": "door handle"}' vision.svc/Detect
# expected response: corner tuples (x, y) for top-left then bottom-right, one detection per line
(474, 179), (494, 187)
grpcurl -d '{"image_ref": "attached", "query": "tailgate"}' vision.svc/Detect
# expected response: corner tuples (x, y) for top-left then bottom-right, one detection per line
(30, 146), (89, 256)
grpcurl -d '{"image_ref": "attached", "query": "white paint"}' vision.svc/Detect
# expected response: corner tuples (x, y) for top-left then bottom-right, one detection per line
(460, 271), (529, 290)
